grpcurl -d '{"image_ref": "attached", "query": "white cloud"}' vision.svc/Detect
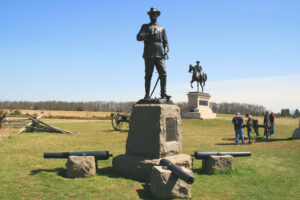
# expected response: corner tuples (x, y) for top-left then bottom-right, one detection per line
(169, 75), (300, 112)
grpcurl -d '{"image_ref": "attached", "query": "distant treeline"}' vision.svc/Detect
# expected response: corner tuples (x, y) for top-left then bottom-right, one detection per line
(0, 101), (136, 113)
(0, 100), (268, 116)
(177, 102), (266, 116)
(210, 102), (266, 116)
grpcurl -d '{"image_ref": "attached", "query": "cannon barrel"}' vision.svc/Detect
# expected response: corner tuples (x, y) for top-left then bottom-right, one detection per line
(44, 151), (113, 160)
(193, 151), (251, 160)
(159, 159), (194, 184)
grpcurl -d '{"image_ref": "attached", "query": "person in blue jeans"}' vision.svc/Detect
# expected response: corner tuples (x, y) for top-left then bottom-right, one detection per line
(270, 112), (275, 136)
(232, 113), (245, 144)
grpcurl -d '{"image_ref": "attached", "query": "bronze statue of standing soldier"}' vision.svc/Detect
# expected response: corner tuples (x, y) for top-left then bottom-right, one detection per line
(137, 7), (171, 100)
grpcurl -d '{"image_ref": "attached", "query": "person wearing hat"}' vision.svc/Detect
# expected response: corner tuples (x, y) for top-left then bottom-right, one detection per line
(137, 7), (171, 100)
(195, 61), (202, 73)
(232, 112), (245, 144)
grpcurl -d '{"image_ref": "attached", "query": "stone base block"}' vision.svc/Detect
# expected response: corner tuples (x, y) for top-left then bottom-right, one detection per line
(181, 112), (203, 119)
(292, 128), (300, 139)
(202, 155), (233, 173)
(181, 108), (216, 119)
(151, 166), (192, 199)
(66, 156), (96, 178)
(112, 154), (192, 182)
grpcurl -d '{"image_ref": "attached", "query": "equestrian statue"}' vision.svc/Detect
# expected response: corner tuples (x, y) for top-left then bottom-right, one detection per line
(188, 61), (207, 93)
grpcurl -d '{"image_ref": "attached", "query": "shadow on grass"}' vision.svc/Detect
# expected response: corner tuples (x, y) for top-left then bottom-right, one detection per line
(255, 137), (293, 143)
(215, 143), (237, 145)
(102, 129), (129, 133)
(98, 167), (148, 183)
(222, 137), (253, 141)
(193, 167), (240, 176)
(99, 167), (158, 199)
(97, 167), (122, 178)
(30, 168), (66, 177)
(136, 183), (158, 200)
(215, 143), (254, 145)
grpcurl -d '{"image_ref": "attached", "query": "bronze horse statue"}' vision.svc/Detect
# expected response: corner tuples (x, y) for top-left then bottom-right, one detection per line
(189, 64), (207, 92)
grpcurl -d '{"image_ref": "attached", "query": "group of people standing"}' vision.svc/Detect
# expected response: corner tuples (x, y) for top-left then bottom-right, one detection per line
(232, 111), (275, 145)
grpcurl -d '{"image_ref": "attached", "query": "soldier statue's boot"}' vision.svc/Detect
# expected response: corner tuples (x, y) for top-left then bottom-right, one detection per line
(161, 92), (171, 99)
(144, 78), (151, 99)
(160, 76), (171, 99)
(144, 93), (150, 99)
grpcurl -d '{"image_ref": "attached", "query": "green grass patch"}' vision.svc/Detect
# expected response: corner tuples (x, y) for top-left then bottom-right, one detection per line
(0, 118), (300, 199)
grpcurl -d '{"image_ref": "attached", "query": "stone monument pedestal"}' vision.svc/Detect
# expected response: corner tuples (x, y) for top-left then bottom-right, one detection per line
(113, 103), (192, 182)
(292, 128), (300, 139)
(181, 92), (216, 119)
(113, 154), (192, 182)
(292, 120), (300, 139)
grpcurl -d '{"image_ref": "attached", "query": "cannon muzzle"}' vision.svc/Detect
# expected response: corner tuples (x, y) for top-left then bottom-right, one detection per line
(159, 159), (194, 184)
(193, 151), (251, 160)
(44, 151), (113, 160)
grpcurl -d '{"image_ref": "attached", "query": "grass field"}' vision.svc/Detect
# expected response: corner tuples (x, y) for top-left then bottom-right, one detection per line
(0, 113), (299, 199)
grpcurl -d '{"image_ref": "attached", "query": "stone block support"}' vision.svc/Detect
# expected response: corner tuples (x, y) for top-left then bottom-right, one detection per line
(202, 155), (233, 173)
(151, 166), (192, 199)
(66, 156), (96, 178)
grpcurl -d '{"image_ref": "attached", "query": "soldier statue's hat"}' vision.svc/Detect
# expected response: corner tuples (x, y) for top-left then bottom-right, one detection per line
(147, 7), (160, 16)
(196, 61), (200, 64)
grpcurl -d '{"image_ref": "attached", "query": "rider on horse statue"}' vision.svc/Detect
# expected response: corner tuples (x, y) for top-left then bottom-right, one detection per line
(195, 61), (202, 73)
(189, 60), (207, 93)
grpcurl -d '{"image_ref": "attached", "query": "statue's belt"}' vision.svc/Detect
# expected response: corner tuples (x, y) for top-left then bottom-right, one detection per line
(148, 41), (162, 45)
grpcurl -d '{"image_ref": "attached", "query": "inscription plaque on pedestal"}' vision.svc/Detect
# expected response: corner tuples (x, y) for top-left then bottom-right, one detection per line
(166, 118), (177, 142)
(199, 100), (208, 106)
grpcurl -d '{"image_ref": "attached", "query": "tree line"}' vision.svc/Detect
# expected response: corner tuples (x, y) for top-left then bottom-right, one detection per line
(210, 102), (266, 116)
(0, 101), (135, 113)
(0, 100), (298, 117)
(280, 108), (300, 118)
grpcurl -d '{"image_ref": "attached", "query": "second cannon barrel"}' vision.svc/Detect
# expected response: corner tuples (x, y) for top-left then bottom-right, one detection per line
(193, 151), (251, 159)
(44, 151), (113, 160)
(159, 159), (194, 184)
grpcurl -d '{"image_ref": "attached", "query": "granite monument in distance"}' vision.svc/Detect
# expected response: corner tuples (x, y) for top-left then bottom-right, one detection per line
(181, 61), (217, 119)
(292, 119), (300, 139)
(112, 8), (193, 189)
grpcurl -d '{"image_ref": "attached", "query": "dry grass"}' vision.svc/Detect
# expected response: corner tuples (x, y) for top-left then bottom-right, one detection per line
(4, 109), (114, 120)
(22, 109), (112, 118)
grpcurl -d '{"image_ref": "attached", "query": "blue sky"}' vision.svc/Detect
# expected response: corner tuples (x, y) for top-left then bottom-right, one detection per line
(0, 0), (299, 112)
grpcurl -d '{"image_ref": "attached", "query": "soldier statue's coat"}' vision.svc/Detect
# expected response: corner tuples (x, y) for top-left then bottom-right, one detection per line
(137, 23), (168, 59)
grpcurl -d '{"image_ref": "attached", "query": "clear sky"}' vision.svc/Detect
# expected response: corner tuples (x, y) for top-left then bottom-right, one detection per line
(1, 0), (299, 112)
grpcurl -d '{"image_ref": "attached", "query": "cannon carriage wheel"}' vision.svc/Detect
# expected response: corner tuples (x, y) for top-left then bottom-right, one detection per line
(111, 112), (130, 132)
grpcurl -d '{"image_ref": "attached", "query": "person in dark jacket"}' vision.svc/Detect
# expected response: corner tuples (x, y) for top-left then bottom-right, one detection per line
(232, 113), (245, 144)
(264, 111), (270, 137)
(245, 113), (253, 144)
